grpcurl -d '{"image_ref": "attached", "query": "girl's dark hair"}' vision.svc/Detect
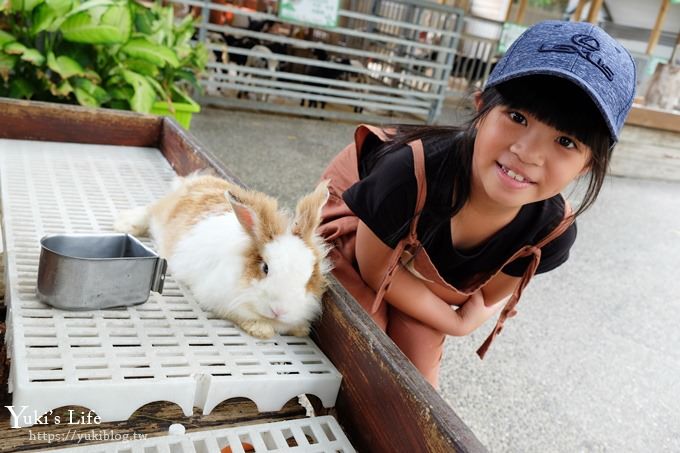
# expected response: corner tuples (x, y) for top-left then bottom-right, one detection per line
(365, 75), (612, 242)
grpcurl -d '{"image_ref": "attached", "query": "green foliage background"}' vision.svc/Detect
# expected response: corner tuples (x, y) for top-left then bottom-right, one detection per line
(0, 0), (207, 112)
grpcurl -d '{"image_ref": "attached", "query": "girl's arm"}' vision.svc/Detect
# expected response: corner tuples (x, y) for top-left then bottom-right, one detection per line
(355, 221), (520, 336)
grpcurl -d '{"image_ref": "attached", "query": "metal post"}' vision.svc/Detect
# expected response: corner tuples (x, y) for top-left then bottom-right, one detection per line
(199, 0), (210, 42)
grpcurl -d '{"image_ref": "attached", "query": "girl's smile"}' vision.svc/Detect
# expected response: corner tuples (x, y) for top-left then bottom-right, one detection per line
(471, 105), (592, 212)
(496, 162), (536, 187)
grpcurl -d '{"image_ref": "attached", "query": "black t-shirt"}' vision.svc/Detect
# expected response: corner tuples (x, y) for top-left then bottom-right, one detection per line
(343, 133), (577, 288)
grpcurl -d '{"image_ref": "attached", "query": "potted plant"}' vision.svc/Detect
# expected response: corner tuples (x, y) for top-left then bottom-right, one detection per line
(0, 0), (208, 128)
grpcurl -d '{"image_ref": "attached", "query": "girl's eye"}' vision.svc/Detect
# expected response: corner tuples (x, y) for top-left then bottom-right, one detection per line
(557, 136), (577, 149)
(261, 262), (269, 275)
(508, 111), (527, 125)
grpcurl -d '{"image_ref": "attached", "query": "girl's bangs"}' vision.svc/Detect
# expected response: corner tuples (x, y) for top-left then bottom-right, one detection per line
(495, 75), (609, 147)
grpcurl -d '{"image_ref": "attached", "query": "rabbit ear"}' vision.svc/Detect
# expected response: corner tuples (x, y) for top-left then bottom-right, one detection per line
(292, 180), (330, 240)
(225, 190), (259, 238)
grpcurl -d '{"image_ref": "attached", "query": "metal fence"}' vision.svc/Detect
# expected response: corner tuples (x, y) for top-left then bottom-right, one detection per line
(170, 0), (464, 123)
(446, 15), (501, 99)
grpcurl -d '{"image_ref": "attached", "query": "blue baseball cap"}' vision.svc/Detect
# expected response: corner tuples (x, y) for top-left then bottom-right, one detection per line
(486, 20), (636, 144)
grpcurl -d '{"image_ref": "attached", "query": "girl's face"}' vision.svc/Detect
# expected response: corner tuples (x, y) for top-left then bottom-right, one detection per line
(471, 105), (592, 211)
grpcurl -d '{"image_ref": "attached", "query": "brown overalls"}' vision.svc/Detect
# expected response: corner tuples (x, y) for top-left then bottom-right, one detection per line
(318, 125), (573, 387)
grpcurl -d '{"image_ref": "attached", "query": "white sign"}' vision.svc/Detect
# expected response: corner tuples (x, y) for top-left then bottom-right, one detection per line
(279, 0), (340, 27)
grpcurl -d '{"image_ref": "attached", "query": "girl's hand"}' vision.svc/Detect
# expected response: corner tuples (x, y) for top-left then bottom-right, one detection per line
(455, 290), (505, 335)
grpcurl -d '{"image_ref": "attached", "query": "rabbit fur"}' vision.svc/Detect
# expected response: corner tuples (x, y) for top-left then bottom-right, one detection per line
(114, 174), (331, 339)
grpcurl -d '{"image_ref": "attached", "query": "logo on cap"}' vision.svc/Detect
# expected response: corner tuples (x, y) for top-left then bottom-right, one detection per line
(538, 34), (614, 81)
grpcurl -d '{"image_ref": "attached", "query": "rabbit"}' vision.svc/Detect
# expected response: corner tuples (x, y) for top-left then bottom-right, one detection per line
(114, 174), (331, 339)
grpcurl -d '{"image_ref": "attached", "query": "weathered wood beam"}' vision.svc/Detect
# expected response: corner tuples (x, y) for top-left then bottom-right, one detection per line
(647, 0), (672, 55)
(572, 0), (587, 21)
(515, 0), (528, 24)
(586, 0), (604, 23)
(504, 0), (514, 22)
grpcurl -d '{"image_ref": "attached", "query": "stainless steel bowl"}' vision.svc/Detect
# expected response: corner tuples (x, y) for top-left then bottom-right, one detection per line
(37, 233), (167, 310)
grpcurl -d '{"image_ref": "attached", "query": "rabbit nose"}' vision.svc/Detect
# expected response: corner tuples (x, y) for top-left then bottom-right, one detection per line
(271, 307), (286, 319)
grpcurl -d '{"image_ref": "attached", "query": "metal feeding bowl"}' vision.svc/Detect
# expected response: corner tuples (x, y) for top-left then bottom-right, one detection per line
(37, 233), (167, 310)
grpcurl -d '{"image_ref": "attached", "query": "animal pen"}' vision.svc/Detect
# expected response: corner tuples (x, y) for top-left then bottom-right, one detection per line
(176, 0), (468, 123)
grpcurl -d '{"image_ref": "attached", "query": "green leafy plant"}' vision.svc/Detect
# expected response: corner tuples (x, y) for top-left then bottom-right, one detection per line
(0, 0), (208, 113)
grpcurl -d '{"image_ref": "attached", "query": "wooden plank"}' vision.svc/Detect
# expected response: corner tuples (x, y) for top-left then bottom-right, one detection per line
(0, 98), (162, 147)
(158, 118), (246, 186)
(312, 280), (487, 453)
(626, 103), (680, 132)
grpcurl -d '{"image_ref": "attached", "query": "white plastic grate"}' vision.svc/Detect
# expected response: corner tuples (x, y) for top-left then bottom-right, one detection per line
(47, 415), (355, 453)
(0, 139), (341, 428)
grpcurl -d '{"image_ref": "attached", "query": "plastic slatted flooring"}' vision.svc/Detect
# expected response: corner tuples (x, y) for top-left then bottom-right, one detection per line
(0, 139), (341, 428)
(48, 415), (355, 453)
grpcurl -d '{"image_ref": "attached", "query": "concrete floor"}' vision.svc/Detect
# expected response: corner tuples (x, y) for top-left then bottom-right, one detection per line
(190, 104), (680, 453)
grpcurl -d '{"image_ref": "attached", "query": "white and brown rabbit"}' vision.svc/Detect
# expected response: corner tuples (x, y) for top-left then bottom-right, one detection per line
(114, 174), (331, 339)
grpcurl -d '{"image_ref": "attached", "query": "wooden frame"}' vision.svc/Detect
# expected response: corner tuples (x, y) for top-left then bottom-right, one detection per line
(626, 103), (680, 133)
(0, 98), (486, 452)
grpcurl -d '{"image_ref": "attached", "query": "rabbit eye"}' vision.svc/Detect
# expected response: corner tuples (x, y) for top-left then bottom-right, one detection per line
(261, 262), (269, 275)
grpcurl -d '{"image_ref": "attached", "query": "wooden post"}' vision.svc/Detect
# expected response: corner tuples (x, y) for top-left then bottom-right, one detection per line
(671, 29), (680, 64)
(572, 0), (587, 21)
(504, 0), (514, 23)
(646, 0), (671, 55)
(586, 0), (604, 23)
(515, 0), (527, 24)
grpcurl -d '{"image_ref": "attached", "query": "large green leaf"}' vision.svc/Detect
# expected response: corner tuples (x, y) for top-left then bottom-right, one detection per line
(49, 79), (73, 97)
(65, 0), (112, 17)
(23, 0), (43, 12)
(3, 41), (28, 55)
(124, 58), (159, 77)
(60, 3), (131, 44)
(144, 74), (164, 99)
(9, 0), (43, 12)
(73, 76), (110, 104)
(171, 85), (196, 106)
(0, 53), (18, 81)
(74, 86), (98, 106)
(46, 0), (72, 15)
(47, 52), (85, 78)
(9, 78), (34, 98)
(133, 6), (154, 35)
(121, 38), (179, 68)
(31, 0), (73, 35)
(31, 3), (60, 35)
(83, 68), (101, 82)
(20, 48), (45, 65)
(100, 3), (131, 41)
(107, 84), (132, 100)
(0, 30), (16, 47)
(122, 69), (154, 113)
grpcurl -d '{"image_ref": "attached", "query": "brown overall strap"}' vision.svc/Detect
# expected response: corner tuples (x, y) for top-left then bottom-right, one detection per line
(370, 139), (427, 313)
(476, 202), (575, 359)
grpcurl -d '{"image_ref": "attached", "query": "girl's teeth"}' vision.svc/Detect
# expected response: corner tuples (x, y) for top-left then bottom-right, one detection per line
(507, 169), (525, 182)
(503, 166), (526, 182)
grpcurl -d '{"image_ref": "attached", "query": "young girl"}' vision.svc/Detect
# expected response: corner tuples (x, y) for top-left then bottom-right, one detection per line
(318, 21), (637, 388)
